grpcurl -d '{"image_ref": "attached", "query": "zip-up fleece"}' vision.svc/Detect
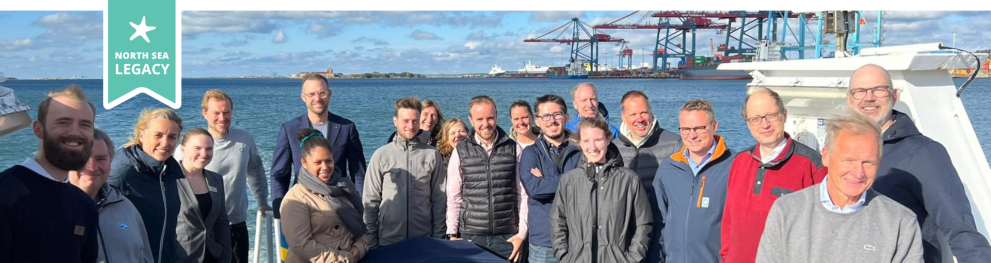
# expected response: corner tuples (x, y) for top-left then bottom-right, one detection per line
(519, 132), (582, 248)
(653, 135), (734, 263)
(720, 135), (826, 263)
(363, 131), (447, 248)
(551, 143), (653, 263)
(96, 184), (155, 263)
(109, 145), (184, 263)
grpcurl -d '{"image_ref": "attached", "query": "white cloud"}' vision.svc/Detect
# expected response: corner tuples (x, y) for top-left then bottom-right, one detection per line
(530, 11), (586, 23)
(182, 11), (279, 35)
(0, 38), (34, 52)
(273, 29), (287, 44)
(33, 12), (102, 43)
(408, 29), (443, 40)
(465, 41), (481, 49)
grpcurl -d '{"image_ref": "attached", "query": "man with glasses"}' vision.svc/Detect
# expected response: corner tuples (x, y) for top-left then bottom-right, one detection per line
(720, 88), (827, 263)
(271, 73), (367, 219)
(652, 99), (734, 263)
(519, 94), (583, 263)
(846, 64), (991, 262)
(612, 91), (682, 263)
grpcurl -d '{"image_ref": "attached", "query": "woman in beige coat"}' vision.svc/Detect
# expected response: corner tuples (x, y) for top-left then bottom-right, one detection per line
(281, 128), (369, 263)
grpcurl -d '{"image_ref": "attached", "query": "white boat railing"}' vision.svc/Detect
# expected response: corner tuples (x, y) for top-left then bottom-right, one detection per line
(252, 210), (282, 263)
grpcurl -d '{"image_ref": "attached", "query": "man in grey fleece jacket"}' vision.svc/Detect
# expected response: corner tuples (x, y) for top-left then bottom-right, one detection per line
(756, 112), (922, 263)
(363, 97), (447, 249)
(174, 90), (269, 263)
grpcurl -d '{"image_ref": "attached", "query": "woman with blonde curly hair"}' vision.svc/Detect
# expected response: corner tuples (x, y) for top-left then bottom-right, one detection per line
(435, 118), (468, 165)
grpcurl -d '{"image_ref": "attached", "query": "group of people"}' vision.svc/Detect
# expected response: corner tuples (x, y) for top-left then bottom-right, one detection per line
(1, 63), (990, 263)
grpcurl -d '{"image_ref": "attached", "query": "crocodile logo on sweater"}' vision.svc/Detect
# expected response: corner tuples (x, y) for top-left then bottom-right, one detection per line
(864, 245), (876, 251)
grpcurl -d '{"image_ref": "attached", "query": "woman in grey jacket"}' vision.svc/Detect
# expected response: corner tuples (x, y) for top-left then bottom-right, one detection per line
(175, 128), (232, 263)
(70, 128), (154, 263)
(552, 117), (653, 263)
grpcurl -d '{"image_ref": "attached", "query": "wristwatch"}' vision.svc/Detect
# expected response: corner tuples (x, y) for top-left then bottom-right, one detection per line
(445, 233), (461, 239)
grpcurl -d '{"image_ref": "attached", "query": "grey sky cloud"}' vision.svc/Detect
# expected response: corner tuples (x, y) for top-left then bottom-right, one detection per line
(408, 29), (443, 40)
(308, 20), (342, 38)
(530, 11), (586, 23)
(352, 36), (389, 46)
(221, 35), (253, 47)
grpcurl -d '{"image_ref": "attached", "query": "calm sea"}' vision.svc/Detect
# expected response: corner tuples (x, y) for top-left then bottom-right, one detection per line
(3, 77), (991, 259)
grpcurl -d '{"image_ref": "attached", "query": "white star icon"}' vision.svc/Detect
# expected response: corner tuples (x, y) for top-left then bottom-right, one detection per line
(129, 16), (156, 43)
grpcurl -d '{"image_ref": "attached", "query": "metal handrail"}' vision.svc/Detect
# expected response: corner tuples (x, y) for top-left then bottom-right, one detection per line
(252, 210), (281, 263)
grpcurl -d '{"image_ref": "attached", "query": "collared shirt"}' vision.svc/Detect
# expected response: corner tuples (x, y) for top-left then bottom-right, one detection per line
(760, 139), (789, 164)
(446, 132), (529, 240)
(21, 157), (68, 183)
(684, 142), (717, 176)
(819, 178), (867, 214)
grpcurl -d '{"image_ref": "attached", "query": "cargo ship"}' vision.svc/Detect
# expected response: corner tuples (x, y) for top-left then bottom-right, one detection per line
(677, 45), (754, 80)
(547, 61), (589, 79)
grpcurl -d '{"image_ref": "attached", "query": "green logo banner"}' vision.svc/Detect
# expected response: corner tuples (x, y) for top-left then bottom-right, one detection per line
(105, 0), (179, 109)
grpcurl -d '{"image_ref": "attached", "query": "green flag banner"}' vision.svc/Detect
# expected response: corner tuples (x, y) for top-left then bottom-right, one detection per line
(105, 0), (179, 109)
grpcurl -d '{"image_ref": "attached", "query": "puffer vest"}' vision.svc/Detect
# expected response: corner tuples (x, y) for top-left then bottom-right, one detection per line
(457, 127), (519, 235)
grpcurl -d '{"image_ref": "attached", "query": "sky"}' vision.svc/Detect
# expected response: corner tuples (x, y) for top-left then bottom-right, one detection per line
(1, 11), (990, 78)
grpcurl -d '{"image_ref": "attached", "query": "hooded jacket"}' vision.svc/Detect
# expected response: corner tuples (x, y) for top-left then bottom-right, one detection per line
(614, 120), (682, 263)
(96, 184), (155, 263)
(873, 110), (991, 263)
(109, 145), (184, 263)
(363, 131), (447, 248)
(519, 132), (582, 248)
(653, 135), (734, 263)
(566, 102), (620, 140)
(551, 143), (653, 263)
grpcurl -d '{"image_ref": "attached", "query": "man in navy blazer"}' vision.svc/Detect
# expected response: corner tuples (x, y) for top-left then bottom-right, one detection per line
(270, 73), (367, 218)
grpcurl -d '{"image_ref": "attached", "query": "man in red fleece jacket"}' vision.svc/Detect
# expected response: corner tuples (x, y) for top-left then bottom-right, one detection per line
(720, 88), (827, 263)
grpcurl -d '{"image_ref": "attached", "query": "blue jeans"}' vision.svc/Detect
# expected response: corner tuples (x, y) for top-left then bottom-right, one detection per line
(464, 234), (516, 259)
(529, 243), (558, 263)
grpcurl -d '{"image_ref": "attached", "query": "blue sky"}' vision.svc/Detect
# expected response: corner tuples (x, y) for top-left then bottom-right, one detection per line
(2, 11), (990, 78)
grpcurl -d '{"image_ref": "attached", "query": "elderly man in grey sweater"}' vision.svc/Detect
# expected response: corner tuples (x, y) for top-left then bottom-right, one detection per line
(363, 97), (447, 249)
(756, 111), (922, 263)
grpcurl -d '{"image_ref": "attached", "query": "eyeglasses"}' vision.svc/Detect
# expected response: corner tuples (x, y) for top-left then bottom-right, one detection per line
(746, 111), (782, 125)
(302, 91), (329, 99)
(848, 85), (892, 100)
(536, 112), (566, 122)
(679, 125), (709, 135)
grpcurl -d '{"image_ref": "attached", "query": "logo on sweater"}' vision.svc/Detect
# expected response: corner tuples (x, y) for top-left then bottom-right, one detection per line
(864, 245), (876, 251)
(74, 225), (85, 236)
(119, 223), (128, 230)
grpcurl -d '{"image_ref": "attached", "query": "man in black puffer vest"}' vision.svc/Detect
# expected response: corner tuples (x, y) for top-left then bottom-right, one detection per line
(446, 95), (528, 262)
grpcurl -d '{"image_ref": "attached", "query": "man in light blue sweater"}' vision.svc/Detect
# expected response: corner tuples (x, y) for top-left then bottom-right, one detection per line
(175, 89), (270, 263)
(755, 111), (922, 263)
